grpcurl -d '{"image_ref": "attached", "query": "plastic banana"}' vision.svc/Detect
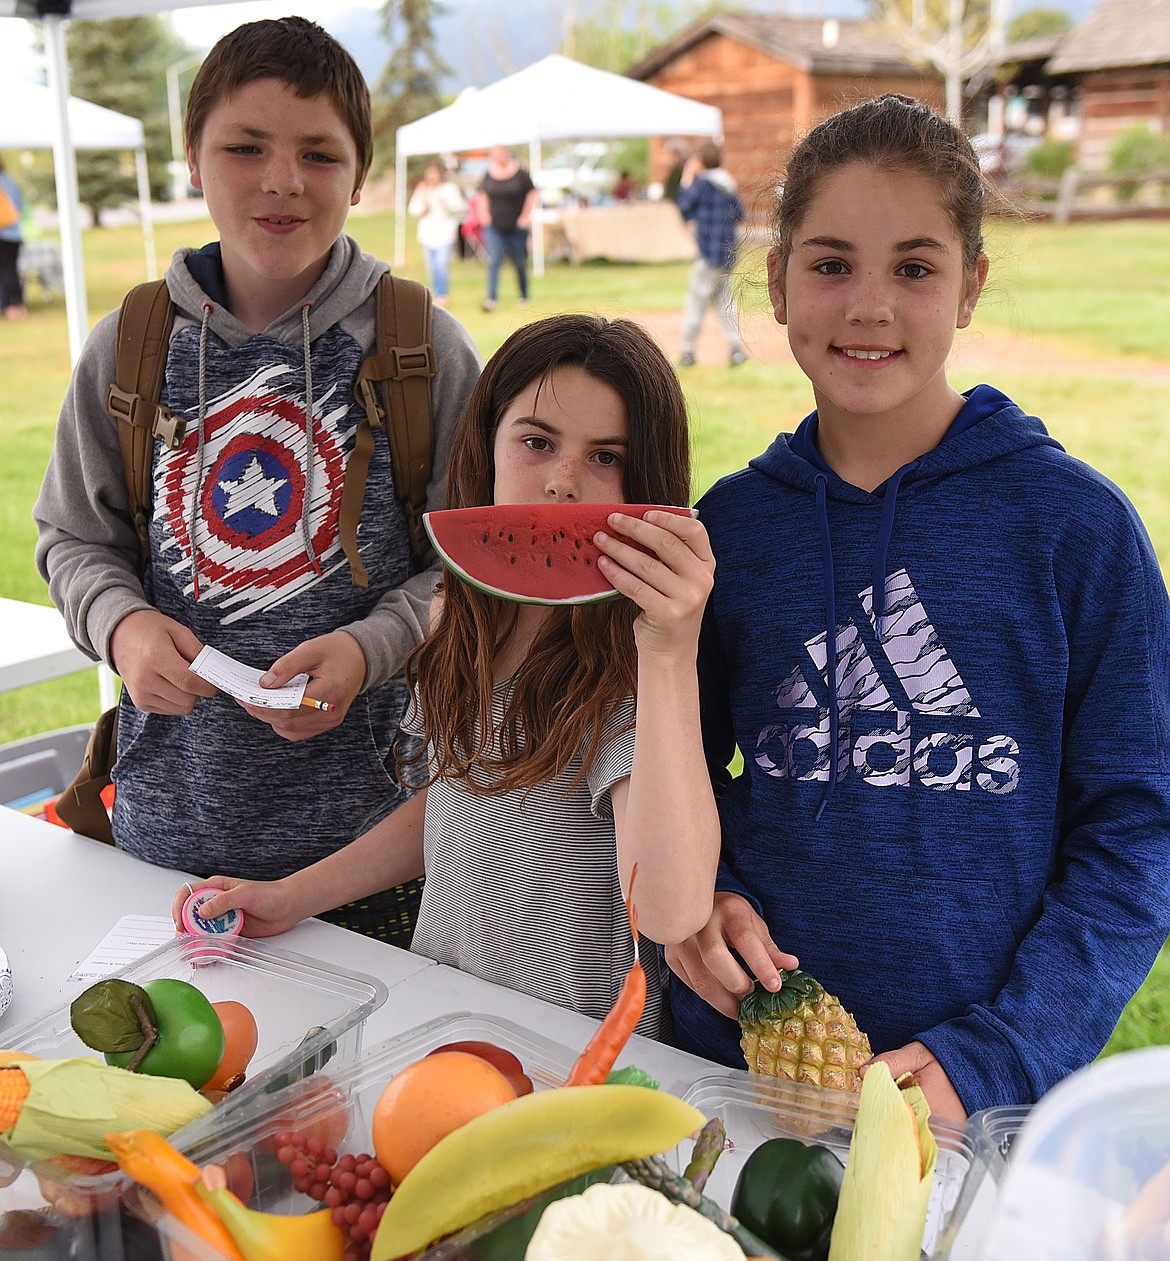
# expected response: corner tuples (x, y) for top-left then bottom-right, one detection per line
(197, 1183), (346, 1261)
(370, 1084), (706, 1260)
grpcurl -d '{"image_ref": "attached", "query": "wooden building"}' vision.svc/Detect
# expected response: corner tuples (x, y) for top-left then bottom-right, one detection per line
(1046, 0), (1170, 170)
(628, 13), (943, 217)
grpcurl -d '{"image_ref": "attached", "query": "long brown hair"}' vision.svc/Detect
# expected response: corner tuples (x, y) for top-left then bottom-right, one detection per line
(407, 314), (691, 793)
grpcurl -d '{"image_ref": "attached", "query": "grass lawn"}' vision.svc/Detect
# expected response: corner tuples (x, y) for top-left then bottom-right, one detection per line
(2, 205), (1168, 1058)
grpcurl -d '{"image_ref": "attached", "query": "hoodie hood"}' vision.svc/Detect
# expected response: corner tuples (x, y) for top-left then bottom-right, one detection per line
(701, 167), (738, 195)
(748, 384), (1062, 816)
(162, 234), (387, 598)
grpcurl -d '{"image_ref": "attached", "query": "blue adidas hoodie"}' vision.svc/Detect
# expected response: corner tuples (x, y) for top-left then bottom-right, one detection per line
(671, 385), (1170, 1113)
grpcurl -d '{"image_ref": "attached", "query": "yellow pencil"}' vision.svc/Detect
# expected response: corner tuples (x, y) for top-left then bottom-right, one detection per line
(300, 695), (332, 713)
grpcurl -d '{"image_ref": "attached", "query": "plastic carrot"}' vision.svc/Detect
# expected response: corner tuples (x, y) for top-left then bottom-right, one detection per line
(0, 1066), (31, 1129)
(564, 864), (647, 1086)
(106, 1130), (245, 1261)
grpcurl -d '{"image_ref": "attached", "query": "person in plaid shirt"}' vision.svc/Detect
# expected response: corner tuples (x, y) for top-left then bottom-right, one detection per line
(676, 142), (747, 368)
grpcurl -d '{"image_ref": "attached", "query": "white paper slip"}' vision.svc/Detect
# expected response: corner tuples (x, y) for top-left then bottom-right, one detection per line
(189, 645), (309, 709)
(68, 915), (176, 982)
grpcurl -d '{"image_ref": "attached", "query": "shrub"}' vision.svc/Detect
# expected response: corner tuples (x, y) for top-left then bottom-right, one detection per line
(1024, 139), (1076, 180)
(1108, 125), (1170, 201)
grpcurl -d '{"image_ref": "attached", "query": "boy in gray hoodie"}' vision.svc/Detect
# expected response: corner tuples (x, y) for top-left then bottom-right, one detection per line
(676, 141), (747, 368)
(33, 17), (482, 941)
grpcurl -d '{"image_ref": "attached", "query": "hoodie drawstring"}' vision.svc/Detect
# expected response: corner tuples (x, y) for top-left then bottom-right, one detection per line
(189, 301), (214, 601)
(814, 473), (837, 821)
(300, 303), (322, 576)
(814, 460), (917, 820)
(871, 460), (918, 639)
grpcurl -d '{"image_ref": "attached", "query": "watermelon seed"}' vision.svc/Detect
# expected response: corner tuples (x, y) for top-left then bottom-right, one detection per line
(482, 532), (489, 543)
(511, 556), (517, 564)
(546, 555), (552, 567)
(585, 558), (592, 566)
(559, 530), (566, 539)
(507, 533), (514, 542)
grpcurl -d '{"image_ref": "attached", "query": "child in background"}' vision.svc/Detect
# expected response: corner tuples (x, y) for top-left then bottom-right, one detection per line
(181, 314), (720, 1037)
(408, 162), (467, 307)
(666, 94), (1170, 1117)
(34, 18), (482, 943)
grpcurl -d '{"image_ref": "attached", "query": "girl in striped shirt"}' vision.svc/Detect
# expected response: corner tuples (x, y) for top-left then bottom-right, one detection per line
(180, 313), (720, 1037)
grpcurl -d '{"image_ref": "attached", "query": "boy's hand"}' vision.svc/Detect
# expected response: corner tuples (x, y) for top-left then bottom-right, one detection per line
(665, 892), (798, 1018)
(864, 1042), (967, 1123)
(594, 510), (715, 660)
(238, 630), (367, 741)
(110, 609), (219, 714)
(172, 877), (301, 938)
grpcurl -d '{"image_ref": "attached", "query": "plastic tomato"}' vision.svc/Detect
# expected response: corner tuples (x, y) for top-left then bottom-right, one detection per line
(205, 1000), (259, 1092)
(429, 1039), (534, 1096)
(105, 978), (225, 1090)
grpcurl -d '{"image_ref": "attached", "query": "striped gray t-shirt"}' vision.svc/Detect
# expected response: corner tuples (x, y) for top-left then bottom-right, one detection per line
(405, 682), (666, 1039)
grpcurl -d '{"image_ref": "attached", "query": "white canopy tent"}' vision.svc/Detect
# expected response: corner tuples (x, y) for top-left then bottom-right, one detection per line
(0, 77), (157, 300)
(393, 53), (723, 273)
(0, 0), (250, 364)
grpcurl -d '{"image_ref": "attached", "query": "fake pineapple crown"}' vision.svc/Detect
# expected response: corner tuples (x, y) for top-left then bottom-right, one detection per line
(737, 970), (826, 1024)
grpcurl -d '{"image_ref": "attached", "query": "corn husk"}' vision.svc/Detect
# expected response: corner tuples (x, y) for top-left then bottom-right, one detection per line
(1, 1056), (212, 1162)
(826, 1063), (937, 1261)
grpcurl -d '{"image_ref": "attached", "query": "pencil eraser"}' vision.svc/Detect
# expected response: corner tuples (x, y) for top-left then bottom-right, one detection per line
(181, 888), (244, 939)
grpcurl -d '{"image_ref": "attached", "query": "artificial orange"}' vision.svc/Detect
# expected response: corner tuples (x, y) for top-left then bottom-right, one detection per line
(372, 1050), (518, 1185)
(205, 1000), (259, 1093)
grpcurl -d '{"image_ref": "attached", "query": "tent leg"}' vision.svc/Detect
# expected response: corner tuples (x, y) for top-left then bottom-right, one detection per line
(135, 148), (158, 281)
(394, 143), (407, 270)
(530, 138), (544, 279)
(43, 16), (89, 366)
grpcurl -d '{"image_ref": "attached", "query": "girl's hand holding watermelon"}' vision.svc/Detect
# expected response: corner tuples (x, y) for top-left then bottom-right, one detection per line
(593, 509), (715, 662)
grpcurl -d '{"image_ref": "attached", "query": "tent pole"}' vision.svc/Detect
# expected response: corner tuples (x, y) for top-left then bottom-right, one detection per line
(530, 138), (544, 279)
(43, 16), (89, 366)
(135, 148), (158, 281)
(394, 140), (407, 269)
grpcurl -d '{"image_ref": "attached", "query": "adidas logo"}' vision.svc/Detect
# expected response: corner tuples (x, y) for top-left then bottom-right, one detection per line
(755, 569), (1019, 794)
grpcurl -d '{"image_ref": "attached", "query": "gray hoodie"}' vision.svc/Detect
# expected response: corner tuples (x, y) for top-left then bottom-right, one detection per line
(34, 234), (483, 878)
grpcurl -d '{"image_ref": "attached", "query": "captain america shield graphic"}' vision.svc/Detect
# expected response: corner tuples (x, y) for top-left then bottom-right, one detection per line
(161, 377), (351, 612)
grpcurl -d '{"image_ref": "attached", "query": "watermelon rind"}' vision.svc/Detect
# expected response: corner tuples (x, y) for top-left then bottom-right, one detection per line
(424, 504), (693, 606)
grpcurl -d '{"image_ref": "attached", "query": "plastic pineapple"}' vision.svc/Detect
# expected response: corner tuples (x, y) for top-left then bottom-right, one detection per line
(738, 970), (872, 1092)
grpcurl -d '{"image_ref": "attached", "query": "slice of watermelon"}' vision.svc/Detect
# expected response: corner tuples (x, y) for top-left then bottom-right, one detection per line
(424, 503), (695, 605)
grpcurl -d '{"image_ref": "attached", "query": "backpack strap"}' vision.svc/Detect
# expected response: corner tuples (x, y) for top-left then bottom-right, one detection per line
(103, 279), (182, 574)
(349, 273), (435, 586)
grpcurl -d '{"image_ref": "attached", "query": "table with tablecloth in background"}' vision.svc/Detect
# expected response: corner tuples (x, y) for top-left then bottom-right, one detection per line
(551, 200), (697, 264)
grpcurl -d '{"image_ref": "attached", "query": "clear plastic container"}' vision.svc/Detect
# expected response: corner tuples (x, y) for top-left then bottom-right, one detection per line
(975, 1046), (1170, 1261)
(677, 1070), (986, 1259)
(967, 1104), (1031, 1177)
(127, 1011), (604, 1260)
(0, 933), (387, 1251)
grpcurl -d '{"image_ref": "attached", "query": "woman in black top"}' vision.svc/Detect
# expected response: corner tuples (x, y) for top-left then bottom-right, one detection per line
(476, 145), (538, 312)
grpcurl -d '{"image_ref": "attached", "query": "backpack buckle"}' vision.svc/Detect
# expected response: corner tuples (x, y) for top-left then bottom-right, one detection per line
(391, 344), (436, 381)
(357, 377), (386, 429)
(154, 409), (186, 450)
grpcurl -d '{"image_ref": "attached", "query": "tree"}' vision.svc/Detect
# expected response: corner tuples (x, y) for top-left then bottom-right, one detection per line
(562, 0), (708, 73)
(373, 0), (451, 175)
(1007, 6), (1072, 41)
(62, 16), (189, 224)
(870, 0), (1012, 124)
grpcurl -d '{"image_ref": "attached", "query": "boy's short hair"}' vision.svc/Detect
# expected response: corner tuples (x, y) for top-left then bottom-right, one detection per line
(185, 17), (373, 189)
(698, 141), (722, 169)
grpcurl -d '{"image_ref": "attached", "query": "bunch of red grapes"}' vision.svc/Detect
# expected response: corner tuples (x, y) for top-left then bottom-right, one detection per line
(274, 1129), (393, 1261)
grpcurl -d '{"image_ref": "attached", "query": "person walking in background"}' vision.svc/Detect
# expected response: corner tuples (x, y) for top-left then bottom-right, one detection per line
(477, 144), (537, 313)
(408, 161), (466, 308)
(0, 157), (28, 320)
(676, 142), (746, 368)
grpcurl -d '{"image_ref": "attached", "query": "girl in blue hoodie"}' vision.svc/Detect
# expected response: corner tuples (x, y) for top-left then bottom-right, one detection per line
(668, 93), (1170, 1121)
